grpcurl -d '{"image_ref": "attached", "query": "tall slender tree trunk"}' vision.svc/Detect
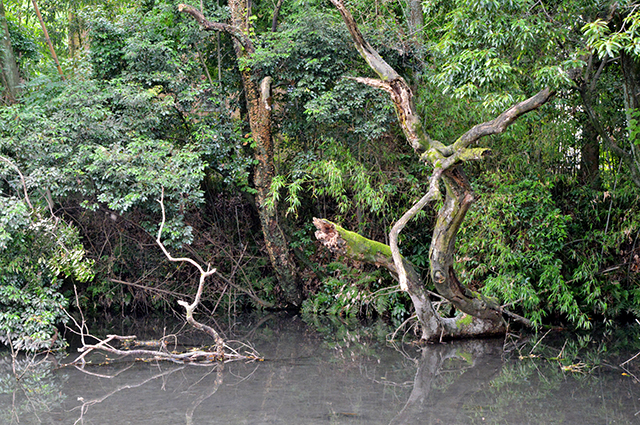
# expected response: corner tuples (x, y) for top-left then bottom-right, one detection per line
(31, 0), (64, 80)
(577, 53), (640, 188)
(68, 12), (83, 57)
(179, 3), (303, 307)
(0, 0), (20, 103)
(620, 50), (640, 178)
(579, 118), (600, 187)
(406, 0), (424, 37)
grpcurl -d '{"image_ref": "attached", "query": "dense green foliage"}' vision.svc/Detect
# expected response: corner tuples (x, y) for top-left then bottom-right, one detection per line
(0, 0), (639, 349)
(0, 193), (92, 350)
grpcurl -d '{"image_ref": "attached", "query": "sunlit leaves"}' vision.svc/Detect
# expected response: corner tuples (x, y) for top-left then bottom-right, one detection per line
(583, 11), (640, 59)
(427, 0), (575, 107)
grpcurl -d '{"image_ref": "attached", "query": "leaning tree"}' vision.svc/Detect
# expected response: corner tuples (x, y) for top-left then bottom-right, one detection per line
(313, 0), (554, 341)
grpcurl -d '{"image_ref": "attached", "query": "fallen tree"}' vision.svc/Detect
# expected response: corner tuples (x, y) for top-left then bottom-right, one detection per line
(315, 0), (552, 341)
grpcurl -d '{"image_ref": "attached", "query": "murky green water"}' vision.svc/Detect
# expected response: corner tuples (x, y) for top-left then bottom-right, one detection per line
(2, 315), (640, 424)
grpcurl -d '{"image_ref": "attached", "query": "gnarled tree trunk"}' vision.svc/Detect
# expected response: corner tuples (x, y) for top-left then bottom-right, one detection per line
(313, 218), (505, 341)
(179, 3), (302, 307)
(316, 0), (550, 341)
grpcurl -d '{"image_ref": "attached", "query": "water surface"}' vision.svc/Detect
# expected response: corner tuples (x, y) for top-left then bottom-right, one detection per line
(1, 315), (640, 424)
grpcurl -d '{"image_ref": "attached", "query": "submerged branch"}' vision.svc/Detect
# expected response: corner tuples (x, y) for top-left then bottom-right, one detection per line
(63, 189), (261, 366)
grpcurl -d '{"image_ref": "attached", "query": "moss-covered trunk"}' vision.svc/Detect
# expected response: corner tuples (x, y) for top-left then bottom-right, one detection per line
(180, 2), (302, 306)
(318, 0), (550, 340)
(429, 166), (503, 324)
(314, 218), (505, 341)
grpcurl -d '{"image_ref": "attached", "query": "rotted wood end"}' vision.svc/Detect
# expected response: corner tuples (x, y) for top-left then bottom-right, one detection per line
(313, 218), (346, 255)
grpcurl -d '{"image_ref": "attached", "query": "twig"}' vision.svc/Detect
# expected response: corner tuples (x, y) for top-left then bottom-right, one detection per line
(0, 155), (35, 213)
(529, 329), (551, 356)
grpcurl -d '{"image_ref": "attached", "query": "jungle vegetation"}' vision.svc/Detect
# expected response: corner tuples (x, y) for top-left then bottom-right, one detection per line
(1, 0), (640, 349)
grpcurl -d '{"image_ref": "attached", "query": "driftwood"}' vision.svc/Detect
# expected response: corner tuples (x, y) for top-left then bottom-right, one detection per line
(63, 189), (260, 366)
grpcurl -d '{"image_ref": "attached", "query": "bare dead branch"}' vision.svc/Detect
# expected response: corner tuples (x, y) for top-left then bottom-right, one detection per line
(62, 189), (261, 366)
(329, 0), (398, 81)
(156, 187), (223, 351)
(390, 170), (443, 291)
(108, 277), (191, 299)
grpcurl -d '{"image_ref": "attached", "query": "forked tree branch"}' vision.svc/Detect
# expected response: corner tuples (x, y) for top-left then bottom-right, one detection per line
(178, 4), (255, 53)
(156, 188), (224, 351)
(328, 0), (547, 335)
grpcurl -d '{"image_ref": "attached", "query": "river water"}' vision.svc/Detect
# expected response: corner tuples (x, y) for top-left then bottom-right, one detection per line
(1, 314), (640, 424)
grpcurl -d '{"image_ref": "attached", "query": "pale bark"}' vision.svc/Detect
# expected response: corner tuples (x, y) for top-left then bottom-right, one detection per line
(179, 3), (303, 306)
(156, 189), (223, 352)
(321, 0), (548, 339)
(0, 0), (20, 103)
(406, 0), (424, 37)
(313, 218), (505, 341)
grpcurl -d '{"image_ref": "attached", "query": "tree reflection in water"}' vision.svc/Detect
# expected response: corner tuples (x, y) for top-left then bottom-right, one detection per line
(0, 354), (67, 424)
(2, 319), (640, 424)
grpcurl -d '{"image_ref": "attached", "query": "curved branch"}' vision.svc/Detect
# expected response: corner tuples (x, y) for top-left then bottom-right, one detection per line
(390, 169), (442, 291)
(330, 0), (539, 335)
(178, 4), (254, 53)
(156, 188), (222, 351)
(313, 218), (506, 340)
(450, 88), (554, 153)
(329, 0), (398, 81)
(0, 155), (35, 213)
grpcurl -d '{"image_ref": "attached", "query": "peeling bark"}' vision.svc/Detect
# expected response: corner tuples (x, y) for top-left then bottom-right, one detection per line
(313, 218), (505, 341)
(320, 0), (546, 339)
(179, 3), (302, 306)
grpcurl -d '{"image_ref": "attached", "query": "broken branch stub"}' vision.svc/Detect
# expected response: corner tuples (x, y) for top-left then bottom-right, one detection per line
(322, 0), (550, 339)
